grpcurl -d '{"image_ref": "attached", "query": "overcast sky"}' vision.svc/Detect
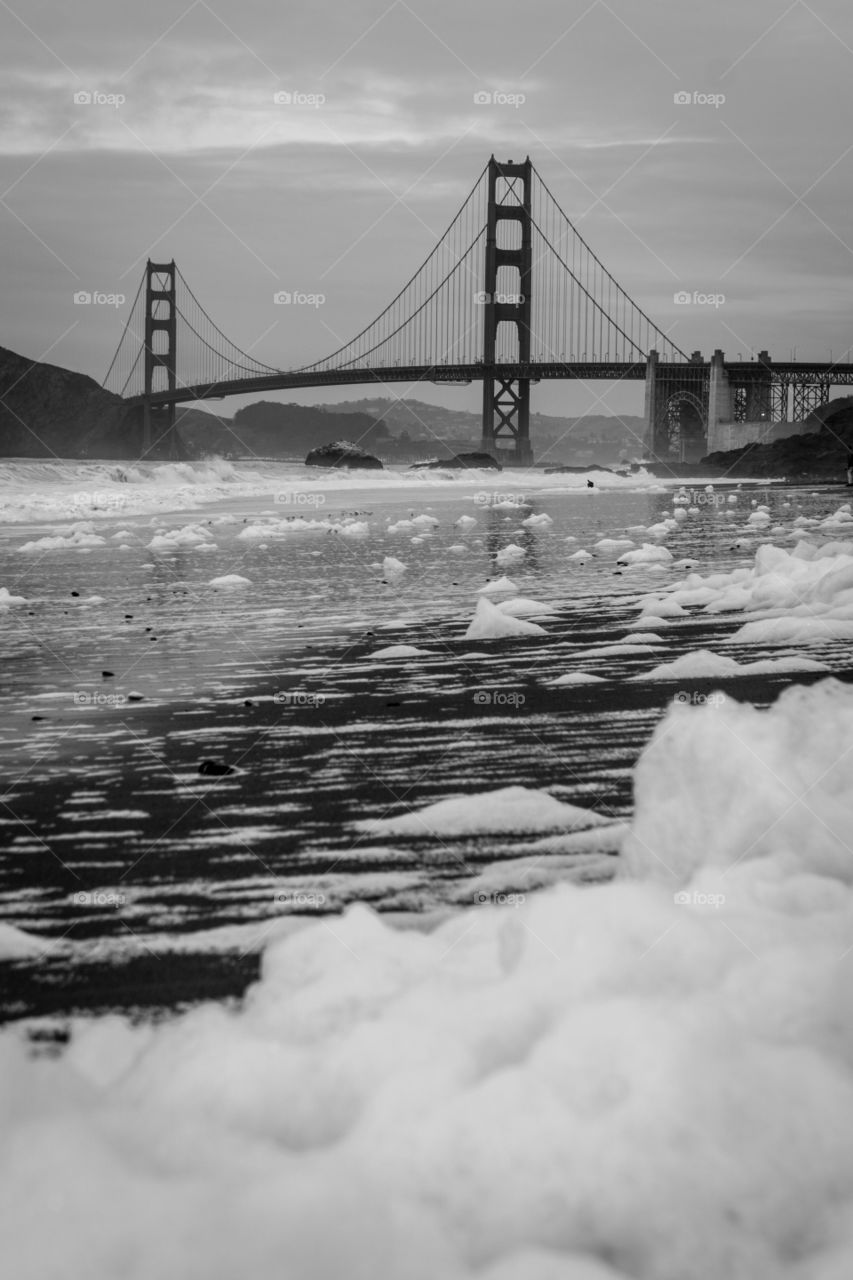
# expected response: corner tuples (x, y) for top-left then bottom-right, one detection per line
(3, 0), (853, 419)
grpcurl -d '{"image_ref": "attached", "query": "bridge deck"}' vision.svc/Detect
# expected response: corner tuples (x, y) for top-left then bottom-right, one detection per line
(127, 360), (853, 408)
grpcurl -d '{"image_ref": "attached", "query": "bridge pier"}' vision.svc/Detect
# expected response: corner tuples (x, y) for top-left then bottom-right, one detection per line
(642, 350), (658, 455)
(706, 349), (730, 454)
(480, 157), (534, 466)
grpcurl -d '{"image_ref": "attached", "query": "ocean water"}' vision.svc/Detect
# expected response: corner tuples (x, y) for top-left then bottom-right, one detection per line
(1, 458), (850, 1018)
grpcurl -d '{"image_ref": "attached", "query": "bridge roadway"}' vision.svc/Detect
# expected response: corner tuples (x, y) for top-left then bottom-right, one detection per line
(127, 361), (853, 409)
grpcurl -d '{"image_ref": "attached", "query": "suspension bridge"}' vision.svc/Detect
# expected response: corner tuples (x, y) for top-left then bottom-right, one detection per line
(104, 156), (852, 465)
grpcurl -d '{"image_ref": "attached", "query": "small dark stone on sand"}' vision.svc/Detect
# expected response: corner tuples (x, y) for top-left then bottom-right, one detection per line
(31, 715), (45, 721)
(199, 759), (235, 776)
(70, 591), (79, 597)
(145, 627), (152, 632)
(102, 671), (114, 678)
(127, 693), (144, 702)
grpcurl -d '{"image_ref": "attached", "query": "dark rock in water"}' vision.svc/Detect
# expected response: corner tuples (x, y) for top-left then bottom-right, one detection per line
(127, 692), (144, 702)
(305, 440), (383, 470)
(199, 759), (235, 776)
(70, 591), (79, 597)
(31, 715), (45, 721)
(410, 452), (502, 471)
(102, 671), (114, 678)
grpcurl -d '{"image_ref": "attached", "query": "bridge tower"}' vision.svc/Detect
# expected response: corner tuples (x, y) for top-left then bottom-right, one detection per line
(143, 260), (177, 454)
(480, 157), (534, 466)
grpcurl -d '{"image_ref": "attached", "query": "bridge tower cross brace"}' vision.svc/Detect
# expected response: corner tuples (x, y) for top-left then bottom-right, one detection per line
(480, 157), (534, 466)
(143, 259), (177, 453)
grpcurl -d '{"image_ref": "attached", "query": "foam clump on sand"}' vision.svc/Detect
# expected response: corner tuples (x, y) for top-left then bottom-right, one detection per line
(548, 671), (606, 685)
(147, 522), (215, 550)
(495, 543), (526, 567)
(208, 574), (252, 588)
(618, 543), (673, 565)
(0, 587), (27, 609)
(4, 682), (853, 1278)
(624, 676), (853, 884)
(382, 556), (407, 580)
(594, 537), (634, 555)
(656, 539), (853, 639)
(237, 517), (333, 540)
(369, 644), (431, 659)
(465, 596), (546, 639)
(19, 528), (106, 551)
(633, 649), (830, 680)
(0, 922), (45, 958)
(357, 784), (608, 836)
(477, 576), (518, 595)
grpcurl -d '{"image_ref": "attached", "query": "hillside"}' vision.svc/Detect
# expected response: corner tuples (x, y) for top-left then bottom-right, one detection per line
(703, 427), (853, 480)
(0, 344), (145, 458)
(318, 396), (646, 461)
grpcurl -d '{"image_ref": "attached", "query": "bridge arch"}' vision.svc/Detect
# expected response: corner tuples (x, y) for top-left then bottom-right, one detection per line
(663, 390), (706, 462)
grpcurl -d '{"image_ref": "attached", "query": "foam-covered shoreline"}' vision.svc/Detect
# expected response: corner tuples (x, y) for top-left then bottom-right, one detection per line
(2, 678), (853, 1279)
